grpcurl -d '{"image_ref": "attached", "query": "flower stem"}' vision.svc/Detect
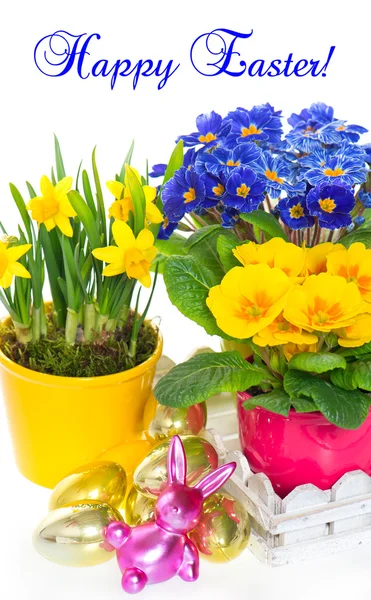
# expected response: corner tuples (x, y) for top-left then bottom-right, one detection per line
(32, 306), (42, 343)
(83, 303), (96, 342)
(13, 322), (33, 344)
(106, 318), (117, 332)
(117, 304), (130, 328)
(65, 309), (79, 345)
(96, 313), (109, 333)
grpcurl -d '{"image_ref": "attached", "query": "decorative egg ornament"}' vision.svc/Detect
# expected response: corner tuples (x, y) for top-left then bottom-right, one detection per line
(49, 461), (127, 511)
(33, 501), (123, 567)
(148, 403), (207, 441)
(125, 486), (156, 526)
(190, 492), (251, 562)
(133, 435), (219, 498)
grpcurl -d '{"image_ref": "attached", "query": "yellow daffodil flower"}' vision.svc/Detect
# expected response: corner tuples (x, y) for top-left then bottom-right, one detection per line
(206, 264), (293, 339)
(26, 176), (76, 237)
(106, 168), (162, 225)
(326, 242), (371, 303)
(233, 238), (305, 281)
(283, 342), (318, 361)
(253, 313), (318, 347)
(92, 220), (157, 288)
(335, 313), (371, 348)
(284, 273), (367, 333)
(305, 242), (345, 275)
(0, 240), (32, 288)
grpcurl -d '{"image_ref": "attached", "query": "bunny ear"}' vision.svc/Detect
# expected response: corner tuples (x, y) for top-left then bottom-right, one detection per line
(194, 462), (236, 499)
(167, 435), (186, 485)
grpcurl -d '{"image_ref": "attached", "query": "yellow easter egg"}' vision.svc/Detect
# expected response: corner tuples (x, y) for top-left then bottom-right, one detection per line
(148, 403), (207, 442)
(134, 435), (219, 499)
(49, 461), (127, 511)
(189, 492), (250, 562)
(33, 501), (123, 567)
(98, 439), (154, 481)
(124, 485), (156, 526)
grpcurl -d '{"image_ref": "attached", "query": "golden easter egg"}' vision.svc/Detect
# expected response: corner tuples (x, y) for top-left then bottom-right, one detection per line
(125, 485), (156, 526)
(33, 501), (123, 567)
(133, 435), (219, 499)
(49, 461), (127, 511)
(148, 403), (207, 442)
(189, 492), (251, 563)
(98, 439), (154, 482)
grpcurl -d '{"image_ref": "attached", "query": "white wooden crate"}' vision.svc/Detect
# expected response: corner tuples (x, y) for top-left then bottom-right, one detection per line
(205, 391), (371, 567)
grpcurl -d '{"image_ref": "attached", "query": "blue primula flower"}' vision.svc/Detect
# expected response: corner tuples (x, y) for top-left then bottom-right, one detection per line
(157, 218), (179, 240)
(176, 111), (230, 149)
(254, 152), (291, 199)
(149, 163), (167, 178)
(200, 173), (226, 207)
(304, 152), (368, 187)
(184, 147), (198, 168)
(221, 206), (240, 228)
(306, 183), (355, 230)
(162, 166), (205, 221)
(224, 105), (283, 147)
(277, 196), (315, 230)
(224, 167), (265, 213)
(358, 189), (371, 208)
(195, 143), (261, 177)
(361, 144), (371, 164)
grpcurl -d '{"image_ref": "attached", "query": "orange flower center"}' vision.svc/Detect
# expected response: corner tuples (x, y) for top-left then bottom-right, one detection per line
(323, 167), (345, 177)
(319, 198), (337, 213)
(289, 203), (305, 219)
(265, 169), (284, 184)
(212, 183), (225, 197)
(198, 132), (217, 143)
(241, 124), (262, 137)
(184, 187), (196, 203)
(226, 160), (240, 167)
(336, 125), (346, 131)
(236, 183), (250, 198)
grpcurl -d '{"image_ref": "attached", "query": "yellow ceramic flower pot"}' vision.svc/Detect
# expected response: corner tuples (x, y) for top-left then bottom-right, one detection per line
(0, 330), (163, 488)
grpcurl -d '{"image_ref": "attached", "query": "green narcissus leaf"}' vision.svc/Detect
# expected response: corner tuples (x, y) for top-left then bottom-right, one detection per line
(331, 361), (371, 391)
(288, 352), (346, 374)
(154, 351), (266, 408)
(125, 165), (146, 236)
(184, 225), (238, 278)
(163, 254), (227, 337)
(240, 210), (288, 241)
(284, 369), (370, 430)
(243, 388), (291, 416)
(216, 235), (242, 272)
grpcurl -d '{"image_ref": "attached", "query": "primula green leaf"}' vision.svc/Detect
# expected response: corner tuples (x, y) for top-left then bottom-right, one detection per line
(216, 235), (242, 272)
(331, 361), (371, 391)
(240, 210), (288, 241)
(288, 352), (347, 373)
(338, 229), (371, 249)
(284, 369), (370, 429)
(155, 232), (187, 256)
(163, 255), (225, 337)
(126, 164), (146, 236)
(338, 341), (371, 358)
(291, 397), (318, 413)
(154, 351), (266, 408)
(243, 388), (291, 416)
(54, 134), (66, 181)
(184, 225), (238, 278)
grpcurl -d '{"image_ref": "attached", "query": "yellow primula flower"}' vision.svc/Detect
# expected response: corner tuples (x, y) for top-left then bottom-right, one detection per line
(106, 168), (162, 225)
(26, 176), (76, 237)
(284, 273), (367, 333)
(283, 342), (318, 362)
(253, 312), (318, 347)
(206, 264), (293, 339)
(0, 240), (31, 288)
(305, 242), (345, 275)
(335, 313), (371, 348)
(233, 238), (305, 281)
(326, 242), (371, 303)
(92, 220), (157, 288)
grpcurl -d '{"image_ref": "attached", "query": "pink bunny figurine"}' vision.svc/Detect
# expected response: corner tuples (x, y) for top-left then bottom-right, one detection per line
(105, 435), (236, 594)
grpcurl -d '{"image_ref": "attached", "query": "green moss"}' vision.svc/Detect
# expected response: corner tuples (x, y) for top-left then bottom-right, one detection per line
(0, 311), (158, 377)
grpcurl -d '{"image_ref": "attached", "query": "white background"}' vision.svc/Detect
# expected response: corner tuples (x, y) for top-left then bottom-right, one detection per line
(1, 0), (371, 598)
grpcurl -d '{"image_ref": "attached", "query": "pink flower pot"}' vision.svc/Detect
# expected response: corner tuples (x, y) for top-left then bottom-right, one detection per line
(237, 391), (371, 498)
